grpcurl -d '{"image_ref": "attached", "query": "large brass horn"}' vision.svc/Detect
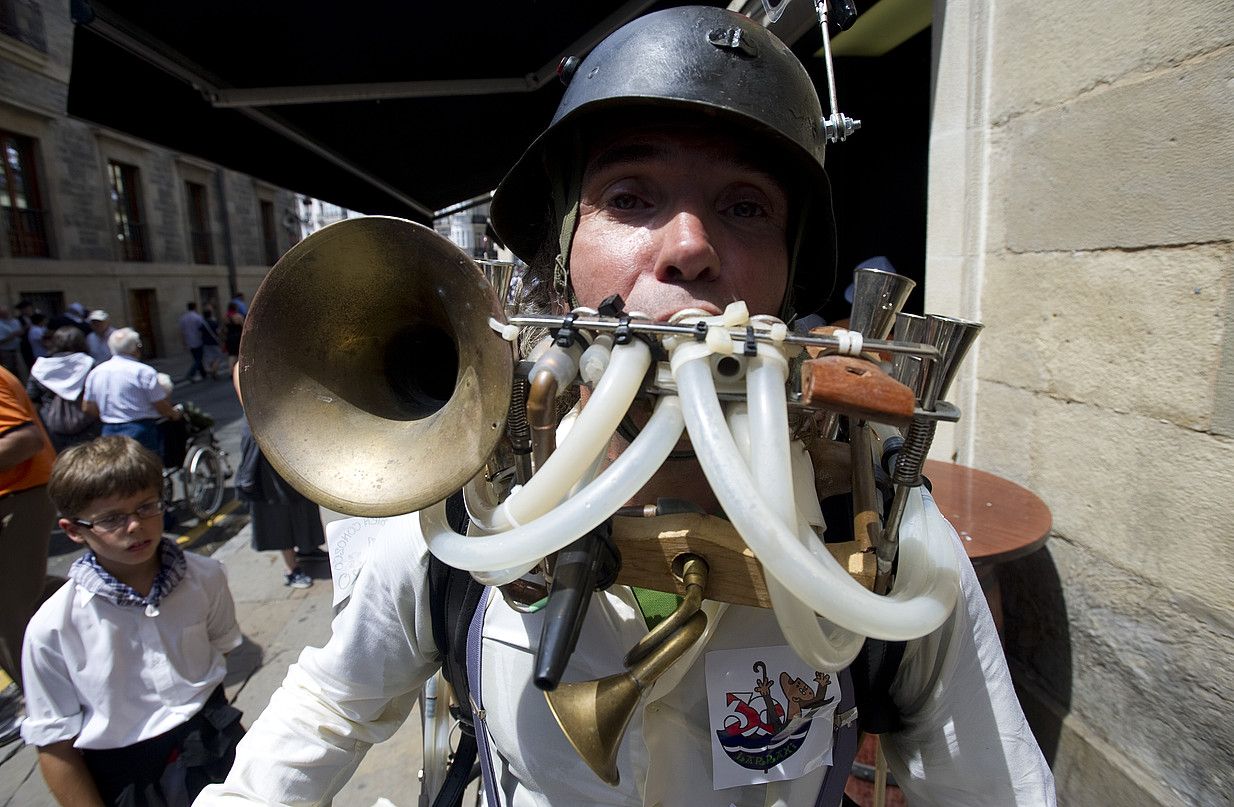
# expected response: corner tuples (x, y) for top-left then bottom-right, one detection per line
(238, 217), (513, 516)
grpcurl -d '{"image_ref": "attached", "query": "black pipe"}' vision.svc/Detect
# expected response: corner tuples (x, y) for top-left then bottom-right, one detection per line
(533, 520), (620, 691)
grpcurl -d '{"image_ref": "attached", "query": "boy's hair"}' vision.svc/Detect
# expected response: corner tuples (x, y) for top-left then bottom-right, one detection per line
(48, 436), (163, 517)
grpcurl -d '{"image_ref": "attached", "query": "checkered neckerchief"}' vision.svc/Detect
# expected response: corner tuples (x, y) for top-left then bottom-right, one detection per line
(68, 537), (187, 612)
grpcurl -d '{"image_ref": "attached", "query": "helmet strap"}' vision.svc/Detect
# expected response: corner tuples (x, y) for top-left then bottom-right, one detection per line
(780, 190), (811, 324)
(548, 133), (585, 312)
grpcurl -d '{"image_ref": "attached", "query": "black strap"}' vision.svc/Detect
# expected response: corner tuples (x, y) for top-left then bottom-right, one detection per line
(428, 490), (485, 807)
(431, 731), (477, 807)
(850, 637), (907, 734)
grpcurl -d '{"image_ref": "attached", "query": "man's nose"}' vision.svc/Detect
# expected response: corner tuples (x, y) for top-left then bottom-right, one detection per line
(653, 210), (720, 284)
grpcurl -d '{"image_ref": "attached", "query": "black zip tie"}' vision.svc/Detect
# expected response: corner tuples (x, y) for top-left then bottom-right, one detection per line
(554, 312), (578, 347)
(693, 321), (708, 341)
(614, 314), (633, 345)
(744, 325), (757, 356)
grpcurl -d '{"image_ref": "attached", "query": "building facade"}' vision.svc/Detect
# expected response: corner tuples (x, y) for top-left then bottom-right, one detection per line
(0, 0), (300, 363)
(929, 1), (1233, 804)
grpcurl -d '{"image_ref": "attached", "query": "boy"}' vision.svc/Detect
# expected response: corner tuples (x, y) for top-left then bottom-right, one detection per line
(21, 436), (244, 806)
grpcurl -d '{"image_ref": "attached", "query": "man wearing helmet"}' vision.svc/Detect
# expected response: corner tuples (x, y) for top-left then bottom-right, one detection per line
(200, 7), (1054, 806)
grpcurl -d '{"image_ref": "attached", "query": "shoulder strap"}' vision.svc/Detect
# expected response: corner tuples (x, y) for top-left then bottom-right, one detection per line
(850, 637), (906, 734)
(427, 490), (485, 807)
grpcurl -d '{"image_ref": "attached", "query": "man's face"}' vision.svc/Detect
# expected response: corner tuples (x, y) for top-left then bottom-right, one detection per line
(569, 126), (790, 322)
(91, 319), (109, 334)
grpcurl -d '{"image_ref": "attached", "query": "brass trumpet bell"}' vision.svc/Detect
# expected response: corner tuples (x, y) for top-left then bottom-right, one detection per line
(544, 610), (707, 786)
(238, 217), (513, 516)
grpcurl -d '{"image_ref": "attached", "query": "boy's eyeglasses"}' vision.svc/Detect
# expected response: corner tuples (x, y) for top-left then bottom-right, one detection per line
(73, 501), (165, 533)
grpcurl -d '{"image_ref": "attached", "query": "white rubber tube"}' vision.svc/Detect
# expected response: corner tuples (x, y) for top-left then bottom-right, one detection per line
(485, 339), (651, 532)
(740, 349), (865, 670)
(422, 396), (684, 573)
(671, 342), (959, 641)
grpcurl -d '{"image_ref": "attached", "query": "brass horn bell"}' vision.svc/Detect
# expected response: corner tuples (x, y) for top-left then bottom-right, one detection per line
(238, 217), (513, 516)
(544, 556), (710, 786)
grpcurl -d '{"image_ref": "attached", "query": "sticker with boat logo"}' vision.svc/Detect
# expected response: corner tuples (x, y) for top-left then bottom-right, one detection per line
(705, 645), (839, 790)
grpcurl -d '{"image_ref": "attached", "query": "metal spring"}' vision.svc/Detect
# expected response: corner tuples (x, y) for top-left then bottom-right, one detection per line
(892, 417), (936, 487)
(506, 376), (531, 452)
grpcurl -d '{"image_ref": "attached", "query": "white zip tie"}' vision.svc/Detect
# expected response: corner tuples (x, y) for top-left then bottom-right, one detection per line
(768, 322), (788, 343)
(488, 317), (520, 342)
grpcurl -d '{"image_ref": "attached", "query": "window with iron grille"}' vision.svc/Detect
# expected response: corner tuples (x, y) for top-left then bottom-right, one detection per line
(186, 180), (213, 264)
(0, 130), (50, 258)
(108, 160), (148, 261)
(259, 200), (279, 264)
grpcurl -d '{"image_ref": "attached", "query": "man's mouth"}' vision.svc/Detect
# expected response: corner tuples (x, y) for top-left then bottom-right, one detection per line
(126, 539), (153, 553)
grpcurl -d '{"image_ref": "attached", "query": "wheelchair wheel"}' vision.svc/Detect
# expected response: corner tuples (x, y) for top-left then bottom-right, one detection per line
(185, 446), (226, 520)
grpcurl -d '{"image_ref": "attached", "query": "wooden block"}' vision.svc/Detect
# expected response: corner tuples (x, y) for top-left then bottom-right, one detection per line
(800, 355), (915, 427)
(611, 512), (875, 608)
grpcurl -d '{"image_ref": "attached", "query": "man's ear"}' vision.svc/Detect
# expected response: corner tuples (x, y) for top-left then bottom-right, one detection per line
(59, 518), (88, 546)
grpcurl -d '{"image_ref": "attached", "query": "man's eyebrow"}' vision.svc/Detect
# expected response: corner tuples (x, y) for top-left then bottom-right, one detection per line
(584, 140), (785, 186)
(584, 142), (669, 177)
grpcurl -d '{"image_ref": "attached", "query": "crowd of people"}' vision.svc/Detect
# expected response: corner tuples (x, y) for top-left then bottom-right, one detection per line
(0, 292), (260, 805)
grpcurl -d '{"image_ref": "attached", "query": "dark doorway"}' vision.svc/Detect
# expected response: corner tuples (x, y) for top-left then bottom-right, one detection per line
(808, 27), (933, 325)
(128, 288), (160, 358)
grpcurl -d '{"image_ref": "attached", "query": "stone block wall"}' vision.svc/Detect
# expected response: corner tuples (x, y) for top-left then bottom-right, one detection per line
(930, 0), (1234, 803)
(0, 0), (305, 361)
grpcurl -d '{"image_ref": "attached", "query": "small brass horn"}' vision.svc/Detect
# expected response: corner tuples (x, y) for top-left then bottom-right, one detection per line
(238, 217), (513, 516)
(544, 556), (710, 786)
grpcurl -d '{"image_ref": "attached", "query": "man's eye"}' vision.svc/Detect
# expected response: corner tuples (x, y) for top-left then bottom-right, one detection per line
(729, 200), (767, 218)
(607, 193), (644, 211)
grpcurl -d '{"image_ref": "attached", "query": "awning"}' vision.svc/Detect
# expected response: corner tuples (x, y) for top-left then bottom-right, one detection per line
(67, 1), (770, 222)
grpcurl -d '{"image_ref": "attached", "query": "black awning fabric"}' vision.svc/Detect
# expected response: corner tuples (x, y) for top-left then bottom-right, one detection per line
(66, 1), (735, 221)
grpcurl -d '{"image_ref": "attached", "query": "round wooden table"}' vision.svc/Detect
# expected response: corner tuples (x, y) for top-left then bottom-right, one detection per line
(923, 460), (1053, 636)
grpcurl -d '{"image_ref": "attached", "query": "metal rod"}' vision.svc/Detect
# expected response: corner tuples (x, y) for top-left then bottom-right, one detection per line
(506, 315), (939, 358)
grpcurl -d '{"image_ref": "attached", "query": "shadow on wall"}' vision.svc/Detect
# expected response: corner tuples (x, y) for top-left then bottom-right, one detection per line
(998, 546), (1072, 763)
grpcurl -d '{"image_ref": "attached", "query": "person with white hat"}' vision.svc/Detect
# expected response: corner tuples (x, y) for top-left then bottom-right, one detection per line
(85, 310), (115, 365)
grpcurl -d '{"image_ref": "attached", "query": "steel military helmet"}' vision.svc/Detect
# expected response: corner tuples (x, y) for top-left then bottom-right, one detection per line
(489, 4), (836, 319)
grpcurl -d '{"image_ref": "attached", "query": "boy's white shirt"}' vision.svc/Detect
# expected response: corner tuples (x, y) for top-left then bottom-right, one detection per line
(20, 552), (242, 749)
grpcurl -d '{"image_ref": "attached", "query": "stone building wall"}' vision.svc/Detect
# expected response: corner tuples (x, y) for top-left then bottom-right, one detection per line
(0, 0), (301, 363)
(929, 0), (1234, 803)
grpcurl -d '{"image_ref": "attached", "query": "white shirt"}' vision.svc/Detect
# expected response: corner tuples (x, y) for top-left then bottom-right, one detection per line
(86, 328), (114, 364)
(198, 493), (1055, 806)
(83, 354), (166, 423)
(20, 553), (242, 750)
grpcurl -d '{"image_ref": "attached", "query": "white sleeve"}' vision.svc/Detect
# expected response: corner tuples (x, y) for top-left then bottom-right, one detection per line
(19, 601), (84, 748)
(195, 522), (443, 805)
(201, 558), (243, 654)
(882, 494), (1057, 806)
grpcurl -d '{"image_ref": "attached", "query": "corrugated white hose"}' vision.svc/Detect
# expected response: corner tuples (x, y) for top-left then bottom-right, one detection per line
(742, 346), (866, 671)
(671, 342), (960, 641)
(421, 395), (684, 573)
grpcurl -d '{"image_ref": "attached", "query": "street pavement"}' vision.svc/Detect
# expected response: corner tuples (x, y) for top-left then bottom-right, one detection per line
(0, 355), (436, 807)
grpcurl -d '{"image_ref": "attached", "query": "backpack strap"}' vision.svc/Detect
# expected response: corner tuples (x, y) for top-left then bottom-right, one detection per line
(428, 491), (486, 807)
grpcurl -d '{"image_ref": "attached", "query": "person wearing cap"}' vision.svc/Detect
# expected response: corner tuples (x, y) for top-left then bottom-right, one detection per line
(49, 303), (91, 338)
(200, 8), (1053, 806)
(85, 310), (115, 365)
